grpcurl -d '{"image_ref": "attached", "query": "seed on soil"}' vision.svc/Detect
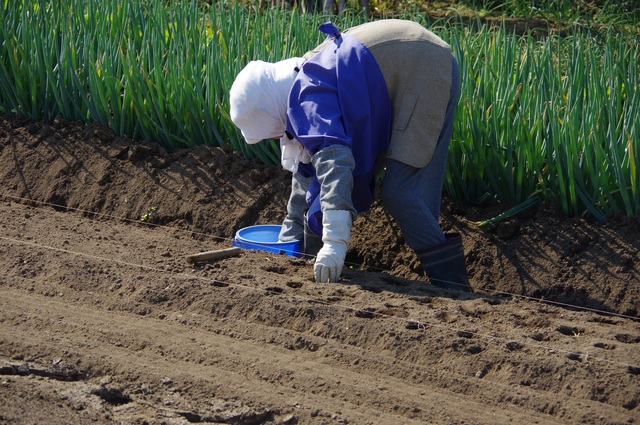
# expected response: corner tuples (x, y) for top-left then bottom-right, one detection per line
(529, 332), (546, 341)
(556, 325), (584, 336)
(262, 265), (285, 274)
(566, 352), (583, 361)
(593, 342), (616, 350)
(466, 345), (483, 354)
(405, 321), (422, 330)
(627, 366), (640, 375)
(457, 330), (474, 339)
(506, 341), (524, 351)
(614, 333), (640, 344)
(355, 307), (377, 319)
(265, 287), (284, 295)
(475, 368), (488, 378)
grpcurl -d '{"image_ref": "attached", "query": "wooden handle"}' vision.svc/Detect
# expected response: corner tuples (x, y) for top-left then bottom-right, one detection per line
(185, 247), (242, 264)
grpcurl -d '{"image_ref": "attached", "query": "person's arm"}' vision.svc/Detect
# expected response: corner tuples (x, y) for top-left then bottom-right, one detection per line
(279, 172), (312, 243)
(285, 30), (373, 281)
(312, 144), (356, 282)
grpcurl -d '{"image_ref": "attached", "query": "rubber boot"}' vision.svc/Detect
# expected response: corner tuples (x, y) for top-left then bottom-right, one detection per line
(303, 216), (323, 258)
(416, 233), (472, 292)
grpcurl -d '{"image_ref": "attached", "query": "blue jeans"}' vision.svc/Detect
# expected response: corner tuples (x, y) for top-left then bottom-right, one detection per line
(381, 57), (461, 252)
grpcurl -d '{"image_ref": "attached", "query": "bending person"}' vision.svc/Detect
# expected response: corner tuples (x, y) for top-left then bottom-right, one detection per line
(229, 19), (471, 292)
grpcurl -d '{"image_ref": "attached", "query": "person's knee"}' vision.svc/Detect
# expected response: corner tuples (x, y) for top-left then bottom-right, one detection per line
(381, 181), (418, 217)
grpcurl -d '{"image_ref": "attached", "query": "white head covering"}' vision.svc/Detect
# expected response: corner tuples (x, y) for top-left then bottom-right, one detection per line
(229, 57), (303, 144)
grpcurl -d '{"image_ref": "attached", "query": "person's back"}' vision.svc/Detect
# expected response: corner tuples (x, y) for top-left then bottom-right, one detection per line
(305, 19), (453, 169)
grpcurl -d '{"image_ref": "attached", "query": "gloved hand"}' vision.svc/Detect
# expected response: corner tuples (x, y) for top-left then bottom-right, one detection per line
(314, 210), (352, 283)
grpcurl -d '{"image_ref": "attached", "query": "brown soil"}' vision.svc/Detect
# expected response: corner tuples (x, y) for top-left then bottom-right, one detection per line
(0, 112), (638, 424)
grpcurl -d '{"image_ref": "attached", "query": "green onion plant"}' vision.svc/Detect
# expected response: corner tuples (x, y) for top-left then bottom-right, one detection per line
(446, 24), (639, 218)
(0, 1), (638, 219)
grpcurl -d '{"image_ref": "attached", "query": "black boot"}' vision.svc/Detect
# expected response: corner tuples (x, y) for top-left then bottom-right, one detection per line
(416, 233), (472, 292)
(303, 216), (323, 258)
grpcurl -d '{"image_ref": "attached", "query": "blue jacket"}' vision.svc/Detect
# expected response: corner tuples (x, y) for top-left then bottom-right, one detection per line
(285, 22), (391, 235)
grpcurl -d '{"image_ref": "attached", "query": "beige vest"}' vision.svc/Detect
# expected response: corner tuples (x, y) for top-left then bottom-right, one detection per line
(305, 19), (453, 168)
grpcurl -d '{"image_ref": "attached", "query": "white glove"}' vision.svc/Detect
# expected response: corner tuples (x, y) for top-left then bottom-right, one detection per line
(314, 210), (352, 283)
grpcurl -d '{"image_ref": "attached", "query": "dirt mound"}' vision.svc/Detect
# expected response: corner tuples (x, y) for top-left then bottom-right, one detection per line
(1, 113), (638, 424)
(2, 113), (637, 316)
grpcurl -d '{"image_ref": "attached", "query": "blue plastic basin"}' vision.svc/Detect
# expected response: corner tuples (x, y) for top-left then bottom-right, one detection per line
(232, 225), (302, 257)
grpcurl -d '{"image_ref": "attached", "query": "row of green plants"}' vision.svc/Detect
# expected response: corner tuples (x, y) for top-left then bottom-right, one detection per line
(441, 0), (639, 26)
(1, 1), (638, 219)
(448, 25), (638, 220)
